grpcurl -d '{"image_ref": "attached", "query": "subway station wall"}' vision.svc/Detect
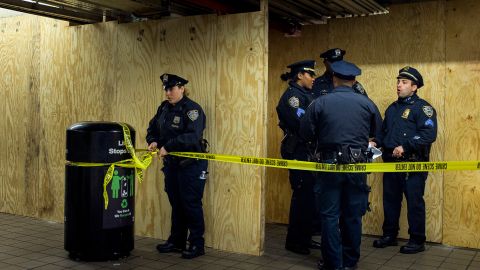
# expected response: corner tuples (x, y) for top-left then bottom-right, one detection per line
(0, 12), (267, 255)
(267, 0), (480, 249)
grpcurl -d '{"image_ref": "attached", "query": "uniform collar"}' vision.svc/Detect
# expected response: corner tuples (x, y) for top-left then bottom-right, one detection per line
(289, 81), (311, 93)
(167, 96), (189, 109)
(397, 93), (419, 104)
(333, 85), (354, 93)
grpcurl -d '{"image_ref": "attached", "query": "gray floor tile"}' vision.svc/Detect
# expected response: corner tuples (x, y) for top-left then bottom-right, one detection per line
(3, 212), (480, 270)
(444, 257), (472, 265)
(440, 262), (469, 270)
(231, 261), (262, 269)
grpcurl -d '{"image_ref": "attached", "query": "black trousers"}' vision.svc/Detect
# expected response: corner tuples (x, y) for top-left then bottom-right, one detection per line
(382, 171), (428, 243)
(317, 172), (369, 269)
(162, 159), (208, 247)
(281, 143), (315, 249)
(285, 168), (315, 248)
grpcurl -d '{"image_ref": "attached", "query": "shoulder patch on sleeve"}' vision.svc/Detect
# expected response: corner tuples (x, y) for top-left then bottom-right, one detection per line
(422, 105), (434, 117)
(288, 96), (300, 108)
(187, 110), (199, 121)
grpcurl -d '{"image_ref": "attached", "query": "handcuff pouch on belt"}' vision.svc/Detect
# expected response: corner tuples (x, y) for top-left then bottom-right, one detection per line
(313, 145), (368, 164)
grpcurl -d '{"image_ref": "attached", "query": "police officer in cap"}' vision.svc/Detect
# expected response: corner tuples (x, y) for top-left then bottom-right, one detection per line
(276, 60), (318, 255)
(312, 48), (368, 97)
(146, 73), (208, 259)
(373, 66), (437, 254)
(300, 60), (382, 270)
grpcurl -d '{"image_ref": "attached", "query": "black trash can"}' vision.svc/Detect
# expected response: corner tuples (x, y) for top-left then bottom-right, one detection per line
(65, 121), (135, 261)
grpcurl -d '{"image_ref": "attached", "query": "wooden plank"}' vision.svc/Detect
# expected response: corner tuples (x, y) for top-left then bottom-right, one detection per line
(443, 0), (480, 249)
(0, 16), (40, 217)
(0, 18), (5, 212)
(214, 11), (266, 255)
(37, 17), (72, 221)
(68, 22), (117, 122)
(266, 24), (329, 224)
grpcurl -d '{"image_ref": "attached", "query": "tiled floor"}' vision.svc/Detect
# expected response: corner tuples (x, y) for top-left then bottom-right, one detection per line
(1, 213), (480, 269)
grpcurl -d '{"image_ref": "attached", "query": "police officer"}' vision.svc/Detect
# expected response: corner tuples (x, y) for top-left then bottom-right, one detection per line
(276, 60), (317, 255)
(312, 48), (368, 97)
(146, 73), (208, 259)
(373, 67), (437, 254)
(300, 60), (382, 270)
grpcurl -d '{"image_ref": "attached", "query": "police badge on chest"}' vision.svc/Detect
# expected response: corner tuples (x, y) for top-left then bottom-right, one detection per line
(171, 116), (181, 128)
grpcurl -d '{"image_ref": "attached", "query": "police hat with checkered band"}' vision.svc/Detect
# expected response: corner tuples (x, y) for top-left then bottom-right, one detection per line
(287, 60), (316, 77)
(320, 48), (346, 63)
(397, 66), (424, 89)
(160, 73), (188, 90)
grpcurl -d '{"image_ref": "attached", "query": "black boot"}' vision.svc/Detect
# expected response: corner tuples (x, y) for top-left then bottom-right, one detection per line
(310, 239), (321, 250)
(373, 236), (398, 248)
(400, 241), (425, 254)
(181, 245), (205, 259)
(156, 242), (184, 253)
(285, 243), (310, 255)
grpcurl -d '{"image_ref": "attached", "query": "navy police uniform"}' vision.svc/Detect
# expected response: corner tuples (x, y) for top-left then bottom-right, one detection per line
(313, 48), (368, 98)
(276, 60), (317, 255)
(300, 61), (382, 269)
(374, 67), (437, 253)
(146, 73), (208, 258)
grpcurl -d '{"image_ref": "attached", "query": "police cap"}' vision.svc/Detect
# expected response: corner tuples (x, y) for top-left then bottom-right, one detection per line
(287, 59), (316, 76)
(160, 73), (188, 90)
(330, 60), (361, 80)
(397, 66), (424, 88)
(320, 48), (346, 62)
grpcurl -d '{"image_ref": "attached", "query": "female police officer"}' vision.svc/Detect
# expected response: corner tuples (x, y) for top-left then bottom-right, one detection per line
(146, 73), (208, 259)
(276, 60), (317, 255)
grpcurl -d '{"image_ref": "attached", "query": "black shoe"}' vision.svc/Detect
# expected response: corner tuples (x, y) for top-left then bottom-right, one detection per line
(344, 264), (357, 270)
(310, 239), (321, 250)
(317, 260), (343, 270)
(156, 242), (183, 253)
(181, 245), (205, 259)
(373, 236), (398, 248)
(285, 243), (310, 255)
(400, 241), (425, 254)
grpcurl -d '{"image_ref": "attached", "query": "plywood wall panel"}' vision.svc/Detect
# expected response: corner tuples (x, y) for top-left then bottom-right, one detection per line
(68, 22), (117, 122)
(112, 21), (166, 239)
(266, 25), (329, 223)
(443, 0), (480, 249)
(1, 12), (266, 255)
(0, 19), (5, 212)
(38, 18), (72, 221)
(0, 16), (40, 217)
(214, 12), (266, 255)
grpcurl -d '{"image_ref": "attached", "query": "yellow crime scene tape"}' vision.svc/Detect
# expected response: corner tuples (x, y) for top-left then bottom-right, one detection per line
(169, 152), (480, 173)
(66, 122), (480, 209)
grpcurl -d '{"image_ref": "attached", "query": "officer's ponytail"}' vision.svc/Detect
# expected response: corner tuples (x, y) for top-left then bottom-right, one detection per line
(280, 72), (291, 81)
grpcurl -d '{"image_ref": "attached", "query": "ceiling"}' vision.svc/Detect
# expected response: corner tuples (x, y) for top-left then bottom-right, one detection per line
(0, 0), (433, 26)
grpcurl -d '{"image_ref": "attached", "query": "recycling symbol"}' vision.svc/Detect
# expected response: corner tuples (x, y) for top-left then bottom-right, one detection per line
(121, 199), (128, 209)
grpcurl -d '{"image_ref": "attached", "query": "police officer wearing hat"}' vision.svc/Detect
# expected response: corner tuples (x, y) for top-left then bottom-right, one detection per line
(276, 60), (318, 255)
(146, 73), (208, 259)
(300, 60), (382, 270)
(313, 48), (368, 97)
(373, 66), (437, 254)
